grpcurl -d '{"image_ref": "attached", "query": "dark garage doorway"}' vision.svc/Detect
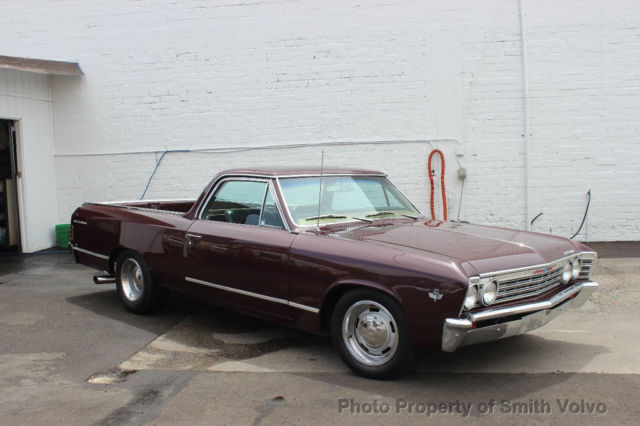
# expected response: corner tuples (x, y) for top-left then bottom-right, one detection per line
(0, 119), (21, 252)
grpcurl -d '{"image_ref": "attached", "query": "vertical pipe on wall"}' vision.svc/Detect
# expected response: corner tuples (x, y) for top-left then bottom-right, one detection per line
(519, 0), (531, 231)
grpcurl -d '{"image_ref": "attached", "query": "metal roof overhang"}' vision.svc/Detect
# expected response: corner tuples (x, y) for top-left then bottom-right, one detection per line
(0, 55), (83, 76)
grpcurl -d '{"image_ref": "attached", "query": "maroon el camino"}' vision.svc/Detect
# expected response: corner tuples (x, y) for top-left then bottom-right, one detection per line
(70, 167), (598, 378)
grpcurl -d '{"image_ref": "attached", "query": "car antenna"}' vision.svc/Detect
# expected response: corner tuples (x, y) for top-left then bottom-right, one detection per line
(316, 150), (325, 232)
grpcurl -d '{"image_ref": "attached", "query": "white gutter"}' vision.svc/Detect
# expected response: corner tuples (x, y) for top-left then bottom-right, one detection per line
(519, 0), (531, 231)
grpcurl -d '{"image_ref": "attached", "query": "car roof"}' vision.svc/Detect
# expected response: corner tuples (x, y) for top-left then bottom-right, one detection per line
(218, 166), (386, 177)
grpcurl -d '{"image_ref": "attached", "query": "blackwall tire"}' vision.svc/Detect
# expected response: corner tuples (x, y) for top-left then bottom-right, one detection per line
(331, 289), (413, 379)
(115, 250), (167, 314)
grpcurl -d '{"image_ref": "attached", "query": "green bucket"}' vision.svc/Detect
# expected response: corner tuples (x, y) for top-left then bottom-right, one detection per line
(55, 224), (71, 249)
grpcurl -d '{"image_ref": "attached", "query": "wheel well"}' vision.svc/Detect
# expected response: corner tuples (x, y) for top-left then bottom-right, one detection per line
(109, 247), (129, 274)
(319, 284), (399, 333)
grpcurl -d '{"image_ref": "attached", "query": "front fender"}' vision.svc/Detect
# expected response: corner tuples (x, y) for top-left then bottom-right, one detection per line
(325, 278), (403, 303)
(319, 277), (466, 348)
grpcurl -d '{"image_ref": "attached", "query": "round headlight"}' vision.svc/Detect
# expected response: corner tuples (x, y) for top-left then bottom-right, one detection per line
(463, 285), (478, 310)
(562, 262), (572, 284)
(572, 258), (582, 279)
(480, 280), (498, 306)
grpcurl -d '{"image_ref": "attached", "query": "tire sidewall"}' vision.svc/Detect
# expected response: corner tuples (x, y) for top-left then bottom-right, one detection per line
(331, 289), (413, 379)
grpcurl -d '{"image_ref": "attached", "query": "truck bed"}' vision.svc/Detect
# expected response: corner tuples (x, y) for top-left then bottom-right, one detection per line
(71, 198), (198, 273)
(84, 199), (196, 214)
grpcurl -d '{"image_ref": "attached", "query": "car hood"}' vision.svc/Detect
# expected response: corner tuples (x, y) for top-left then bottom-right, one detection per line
(328, 219), (583, 275)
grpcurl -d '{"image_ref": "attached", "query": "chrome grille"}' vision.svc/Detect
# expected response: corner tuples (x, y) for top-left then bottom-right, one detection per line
(495, 267), (564, 303)
(471, 252), (597, 307)
(579, 257), (595, 279)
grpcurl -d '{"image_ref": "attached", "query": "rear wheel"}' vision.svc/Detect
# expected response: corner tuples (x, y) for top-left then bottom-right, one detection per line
(115, 251), (167, 314)
(331, 289), (413, 379)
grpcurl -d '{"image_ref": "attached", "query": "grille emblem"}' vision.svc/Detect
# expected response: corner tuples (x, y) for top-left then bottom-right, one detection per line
(428, 289), (443, 302)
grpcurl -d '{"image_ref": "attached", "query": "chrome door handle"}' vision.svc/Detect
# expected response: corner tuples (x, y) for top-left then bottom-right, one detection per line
(186, 233), (203, 247)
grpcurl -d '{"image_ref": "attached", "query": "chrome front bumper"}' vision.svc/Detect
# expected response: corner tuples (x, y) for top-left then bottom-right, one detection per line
(442, 281), (598, 352)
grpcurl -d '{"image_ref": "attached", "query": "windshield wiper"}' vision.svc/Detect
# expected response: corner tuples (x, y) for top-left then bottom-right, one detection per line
(365, 211), (419, 220)
(304, 214), (348, 221)
(352, 217), (373, 223)
(400, 214), (419, 219)
(365, 211), (397, 218)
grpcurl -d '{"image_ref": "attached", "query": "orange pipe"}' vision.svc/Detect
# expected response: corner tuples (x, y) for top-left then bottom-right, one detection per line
(428, 149), (447, 221)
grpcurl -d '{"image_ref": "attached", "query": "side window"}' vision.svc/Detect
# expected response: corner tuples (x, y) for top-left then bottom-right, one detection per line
(202, 180), (267, 225)
(260, 189), (285, 229)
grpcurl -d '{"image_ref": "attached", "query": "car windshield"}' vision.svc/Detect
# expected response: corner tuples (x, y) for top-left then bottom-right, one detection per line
(279, 175), (421, 226)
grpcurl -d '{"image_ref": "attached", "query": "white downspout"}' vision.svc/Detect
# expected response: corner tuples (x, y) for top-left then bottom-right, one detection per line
(519, 0), (531, 231)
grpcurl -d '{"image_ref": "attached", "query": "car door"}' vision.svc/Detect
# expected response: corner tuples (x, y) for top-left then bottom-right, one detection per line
(184, 177), (296, 321)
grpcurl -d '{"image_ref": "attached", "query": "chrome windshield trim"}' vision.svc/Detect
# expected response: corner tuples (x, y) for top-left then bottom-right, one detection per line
(72, 246), (109, 260)
(185, 276), (319, 313)
(466, 281), (598, 323)
(258, 183), (269, 228)
(477, 251), (597, 279)
(266, 180), (291, 232)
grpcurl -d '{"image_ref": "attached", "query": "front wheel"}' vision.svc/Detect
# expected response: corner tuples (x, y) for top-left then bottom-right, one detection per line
(115, 251), (167, 314)
(331, 289), (413, 379)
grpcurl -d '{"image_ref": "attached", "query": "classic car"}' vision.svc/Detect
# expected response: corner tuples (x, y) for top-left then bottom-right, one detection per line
(70, 167), (598, 378)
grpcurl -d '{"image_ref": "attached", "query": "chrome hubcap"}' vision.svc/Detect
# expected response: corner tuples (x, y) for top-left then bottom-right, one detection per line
(342, 300), (399, 366)
(120, 258), (144, 302)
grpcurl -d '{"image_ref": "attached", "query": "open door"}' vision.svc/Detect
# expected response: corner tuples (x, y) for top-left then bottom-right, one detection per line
(0, 119), (21, 252)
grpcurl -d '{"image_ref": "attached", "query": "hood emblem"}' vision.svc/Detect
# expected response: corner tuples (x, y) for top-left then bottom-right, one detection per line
(428, 289), (443, 302)
(564, 249), (576, 255)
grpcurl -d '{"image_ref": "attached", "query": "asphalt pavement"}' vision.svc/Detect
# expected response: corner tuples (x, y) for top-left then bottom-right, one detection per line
(0, 251), (638, 425)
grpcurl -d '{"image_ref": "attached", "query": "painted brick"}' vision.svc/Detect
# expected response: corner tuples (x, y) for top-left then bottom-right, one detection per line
(1, 0), (639, 242)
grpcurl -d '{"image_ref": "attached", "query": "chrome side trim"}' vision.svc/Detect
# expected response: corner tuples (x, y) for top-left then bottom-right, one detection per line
(288, 301), (320, 314)
(72, 246), (109, 260)
(185, 277), (286, 304)
(185, 276), (319, 314)
(72, 220), (87, 225)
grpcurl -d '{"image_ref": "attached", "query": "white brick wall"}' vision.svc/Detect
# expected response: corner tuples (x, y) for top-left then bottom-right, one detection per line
(1, 0), (639, 241)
